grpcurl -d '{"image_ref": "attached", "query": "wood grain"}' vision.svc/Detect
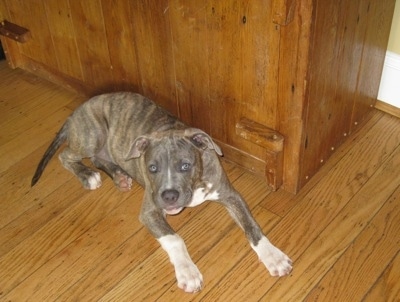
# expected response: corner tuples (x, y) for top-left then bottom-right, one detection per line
(5, 0), (58, 68)
(128, 0), (177, 114)
(169, 0), (210, 129)
(43, 0), (83, 81)
(299, 0), (396, 190)
(351, 0), (396, 130)
(68, 0), (113, 91)
(101, 0), (141, 92)
(363, 251), (400, 301)
(268, 144), (400, 301)
(275, 0), (313, 192)
(305, 185), (400, 301)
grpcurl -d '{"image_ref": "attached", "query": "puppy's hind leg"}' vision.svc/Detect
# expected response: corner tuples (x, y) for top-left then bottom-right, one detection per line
(59, 148), (102, 190)
(91, 157), (132, 192)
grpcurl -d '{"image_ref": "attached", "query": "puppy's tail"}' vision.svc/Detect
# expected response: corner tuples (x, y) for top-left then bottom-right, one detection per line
(31, 122), (69, 187)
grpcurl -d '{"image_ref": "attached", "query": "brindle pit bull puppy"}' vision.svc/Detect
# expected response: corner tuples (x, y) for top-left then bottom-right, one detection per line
(32, 92), (292, 293)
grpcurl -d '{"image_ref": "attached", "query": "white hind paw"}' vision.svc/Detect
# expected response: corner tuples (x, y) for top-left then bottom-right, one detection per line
(86, 172), (102, 190)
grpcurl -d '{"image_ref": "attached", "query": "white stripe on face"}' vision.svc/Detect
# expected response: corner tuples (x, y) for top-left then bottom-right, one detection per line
(165, 148), (173, 189)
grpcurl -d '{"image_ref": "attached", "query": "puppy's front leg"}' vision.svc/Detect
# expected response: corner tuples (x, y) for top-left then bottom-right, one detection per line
(220, 189), (293, 277)
(140, 197), (203, 293)
(158, 234), (203, 292)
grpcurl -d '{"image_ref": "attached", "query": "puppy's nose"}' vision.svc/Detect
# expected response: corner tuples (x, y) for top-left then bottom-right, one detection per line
(161, 189), (180, 204)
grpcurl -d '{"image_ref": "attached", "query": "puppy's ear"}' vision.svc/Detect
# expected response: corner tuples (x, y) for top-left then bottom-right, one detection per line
(126, 136), (150, 159)
(186, 128), (223, 156)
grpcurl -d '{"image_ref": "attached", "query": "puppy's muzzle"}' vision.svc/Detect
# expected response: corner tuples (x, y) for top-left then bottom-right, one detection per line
(161, 189), (184, 215)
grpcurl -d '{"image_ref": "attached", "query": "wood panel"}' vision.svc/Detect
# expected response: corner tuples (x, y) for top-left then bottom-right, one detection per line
(301, 0), (346, 187)
(206, 0), (243, 144)
(237, 0), (280, 157)
(101, 0), (141, 92)
(128, 0), (177, 114)
(241, 0), (279, 129)
(299, 0), (396, 189)
(169, 0), (211, 128)
(0, 0), (24, 68)
(276, 0), (313, 192)
(206, 0), (279, 160)
(170, 0), (279, 160)
(43, 0), (83, 81)
(5, 0), (58, 69)
(351, 0), (397, 129)
(68, 0), (113, 91)
(331, 0), (366, 136)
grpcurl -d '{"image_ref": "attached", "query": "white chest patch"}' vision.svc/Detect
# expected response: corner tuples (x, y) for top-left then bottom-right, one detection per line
(189, 183), (219, 207)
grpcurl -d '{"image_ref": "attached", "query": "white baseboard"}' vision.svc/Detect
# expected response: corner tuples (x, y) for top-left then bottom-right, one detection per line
(378, 51), (400, 108)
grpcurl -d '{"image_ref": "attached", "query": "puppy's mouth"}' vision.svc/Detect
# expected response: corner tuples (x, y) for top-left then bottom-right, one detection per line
(164, 206), (184, 216)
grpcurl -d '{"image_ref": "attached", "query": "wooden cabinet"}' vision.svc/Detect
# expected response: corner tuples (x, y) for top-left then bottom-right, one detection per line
(0, 0), (395, 193)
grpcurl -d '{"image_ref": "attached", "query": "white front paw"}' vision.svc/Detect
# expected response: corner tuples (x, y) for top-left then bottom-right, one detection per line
(252, 236), (293, 277)
(262, 245), (293, 277)
(175, 261), (203, 293)
(158, 234), (203, 293)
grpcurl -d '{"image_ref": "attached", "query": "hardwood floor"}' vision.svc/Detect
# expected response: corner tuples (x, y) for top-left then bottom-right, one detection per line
(0, 60), (399, 301)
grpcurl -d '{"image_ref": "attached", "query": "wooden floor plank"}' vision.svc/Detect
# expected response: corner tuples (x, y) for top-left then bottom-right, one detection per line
(0, 176), (78, 256)
(265, 144), (400, 300)
(305, 184), (400, 301)
(0, 94), (81, 145)
(0, 106), (75, 173)
(56, 226), (159, 301)
(3, 186), (141, 301)
(363, 251), (400, 301)
(0, 179), (128, 297)
(0, 68), (79, 141)
(0, 146), (75, 228)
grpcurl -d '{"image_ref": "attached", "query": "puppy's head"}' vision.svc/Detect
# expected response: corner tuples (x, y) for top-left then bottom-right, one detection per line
(126, 128), (222, 215)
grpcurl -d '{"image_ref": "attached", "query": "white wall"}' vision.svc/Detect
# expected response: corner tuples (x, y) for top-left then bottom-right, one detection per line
(387, 0), (400, 54)
(378, 0), (400, 108)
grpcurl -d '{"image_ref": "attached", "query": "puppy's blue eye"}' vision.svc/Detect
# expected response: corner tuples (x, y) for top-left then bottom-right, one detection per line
(181, 163), (191, 171)
(149, 165), (158, 173)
